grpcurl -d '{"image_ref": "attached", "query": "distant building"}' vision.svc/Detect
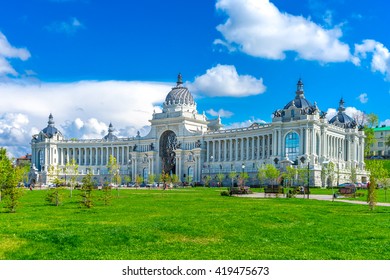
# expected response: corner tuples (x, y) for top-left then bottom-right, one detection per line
(370, 126), (390, 158)
(16, 153), (32, 166)
(29, 75), (368, 186)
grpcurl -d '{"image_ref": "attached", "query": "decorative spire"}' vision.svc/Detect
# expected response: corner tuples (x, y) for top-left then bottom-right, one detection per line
(48, 113), (55, 126)
(295, 78), (305, 98)
(297, 78), (304, 92)
(338, 98), (345, 112)
(108, 122), (114, 133)
(176, 73), (183, 86)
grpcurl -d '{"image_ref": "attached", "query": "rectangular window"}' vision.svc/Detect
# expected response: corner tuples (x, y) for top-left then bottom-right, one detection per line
(378, 142), (384, 147)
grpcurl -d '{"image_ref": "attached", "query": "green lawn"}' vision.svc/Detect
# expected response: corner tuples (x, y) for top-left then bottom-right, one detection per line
(1, 187), (390, 260)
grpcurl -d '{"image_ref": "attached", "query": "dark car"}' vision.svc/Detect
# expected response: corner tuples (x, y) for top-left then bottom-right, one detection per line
(338, 183), (356, 188)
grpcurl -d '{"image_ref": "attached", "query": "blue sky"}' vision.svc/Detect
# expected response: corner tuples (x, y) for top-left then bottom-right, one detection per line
(0, 0), (390, 157)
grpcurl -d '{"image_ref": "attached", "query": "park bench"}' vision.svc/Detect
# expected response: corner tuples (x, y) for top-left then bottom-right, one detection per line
(293, 187), (310, 195)
(229, 186), (251, 195)
(338, 187), (356, 197)
(264, 186), (284, 197)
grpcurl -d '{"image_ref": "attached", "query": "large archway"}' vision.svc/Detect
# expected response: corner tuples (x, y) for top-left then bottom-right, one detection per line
(159, 130), (178, 174)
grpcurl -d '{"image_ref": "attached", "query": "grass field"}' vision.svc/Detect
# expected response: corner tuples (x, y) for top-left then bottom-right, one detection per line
(1, 187), (390, 260)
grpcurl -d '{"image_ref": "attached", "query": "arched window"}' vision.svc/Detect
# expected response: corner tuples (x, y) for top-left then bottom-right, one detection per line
(38, 150), (44, 171)
(285, 132), (300, 161)
(143, 168), (148, 183)
(188, 166), (194, 179)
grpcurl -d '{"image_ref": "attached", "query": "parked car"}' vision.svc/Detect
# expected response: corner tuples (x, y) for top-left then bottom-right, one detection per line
(355, 182), (367, 189)
(370, 155), (383, 159)
(147, 182), (159, 188)
(338, 182), (356, 188)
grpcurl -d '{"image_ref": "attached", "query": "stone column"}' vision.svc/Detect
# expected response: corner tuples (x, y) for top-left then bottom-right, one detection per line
(229, 139), (233, 161)
(212, 141), (216, 161)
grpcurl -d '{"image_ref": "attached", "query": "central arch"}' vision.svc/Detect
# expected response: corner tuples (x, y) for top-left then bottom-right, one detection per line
(159, 130), (178, 174)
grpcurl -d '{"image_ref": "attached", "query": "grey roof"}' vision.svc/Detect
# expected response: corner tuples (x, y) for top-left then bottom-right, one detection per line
(283, 97), (313, 109)
(283, 79), (313, 110)
(164, 73), (195, 106)
(329, 98), (357, 128)
(329, 113), (355, 125)
(42, 113), (62, 138)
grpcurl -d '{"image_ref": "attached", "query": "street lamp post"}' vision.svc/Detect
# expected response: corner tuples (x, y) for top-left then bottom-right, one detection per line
(128, 160), (131, 187)
(307, 159), (310, 199)
(241, 163), (245, 187)
(116, 168), (120, 196)
(209, 156), (213, 187)
(337, 147), (342, 187)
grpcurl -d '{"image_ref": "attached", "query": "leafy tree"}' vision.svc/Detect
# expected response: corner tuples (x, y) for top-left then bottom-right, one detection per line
(46, 187), (65, 206)
(171, 174), (179, 187)
(296, 166), (309, 187)
(160, 172), (170, 190)
(148, 173), (156, 187)
(123, 175), (131, 186)
(366, 160), (388, 210)
(18, 162), (30, 186)
(47, 164), (55, 185)
(203, 175), (211, 187)
(363, 127), (375, 157)
(366, 113), (379, 128)
(106, 155), (120, 186)
(380, 178), (390, 202)
(265, 164), (280, 186)
(320, 166), (327, 188)
(256, 166), (266, 187)
(102, 185), (112, 206)
(228, 171), (237, 190)
(238, 172), (249, 187)
(0, 148), (23, 212)
(386, 135), (390, 151)
(354, 112), (378, 157)
(135, 174), (143, 187)
(284, 166), (297, 188)
(80, 172), (94, 208)
(326, 162), (336, 188)
(66, 158), (79, 198)
(216, 173), (224, 188)
(348, 166), (357, 184)
(155, 173), (162, 188)
(186, 175), (193, 186)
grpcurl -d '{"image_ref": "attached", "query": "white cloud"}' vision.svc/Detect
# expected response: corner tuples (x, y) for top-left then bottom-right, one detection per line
(45, 17), (85, 34)
(224, 117), (267, 129)
(0, 80), (171, 157)
(189, 64), (266, 97)
(213, 39), (236, 52)
(0, 113), (38, 158)
(61, 118), (108, 139)
(380, 119), (390, 127)
(0, 32), (31, 76)
(206, 108), (234, 118)
(215, 0), (352, 63)
(354, 39), (390, 79)
(357, 93), (368, 104)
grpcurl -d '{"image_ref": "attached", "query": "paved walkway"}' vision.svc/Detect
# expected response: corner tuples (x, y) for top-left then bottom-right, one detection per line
(237, 193), (390, 207)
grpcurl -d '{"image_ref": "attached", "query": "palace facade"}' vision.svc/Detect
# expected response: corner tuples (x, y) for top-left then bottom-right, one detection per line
(29, 75), (369, 186)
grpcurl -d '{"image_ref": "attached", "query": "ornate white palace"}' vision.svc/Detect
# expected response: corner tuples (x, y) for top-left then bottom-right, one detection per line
(29, 74), (368, 186)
